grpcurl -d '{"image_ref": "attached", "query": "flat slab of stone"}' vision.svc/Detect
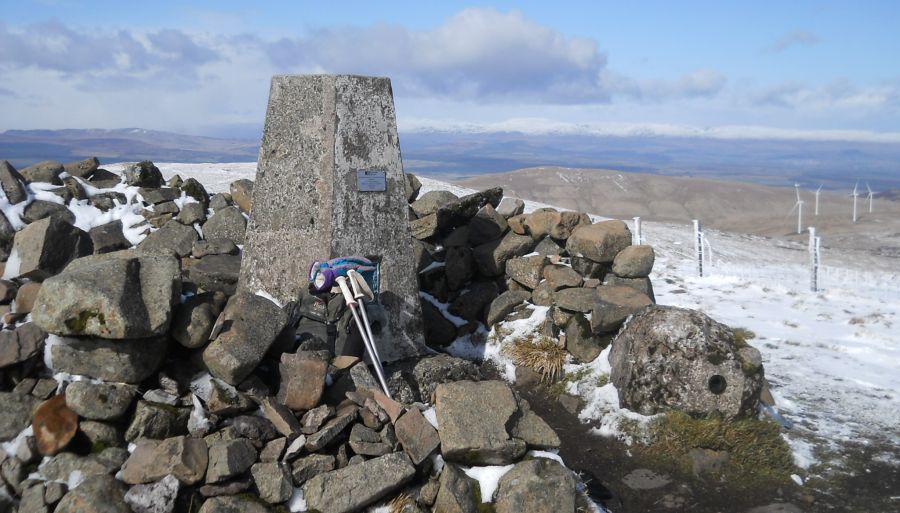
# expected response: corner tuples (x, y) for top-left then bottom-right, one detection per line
(302, 451), (415, 513)
(239, 74), (426, 362)
(434, 380), (526, 465)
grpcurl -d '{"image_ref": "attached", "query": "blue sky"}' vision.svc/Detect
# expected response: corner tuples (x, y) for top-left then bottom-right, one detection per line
(1, 1), (898, 141)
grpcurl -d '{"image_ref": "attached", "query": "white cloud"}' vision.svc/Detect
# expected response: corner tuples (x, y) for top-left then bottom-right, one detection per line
(750, 79), (900, 111)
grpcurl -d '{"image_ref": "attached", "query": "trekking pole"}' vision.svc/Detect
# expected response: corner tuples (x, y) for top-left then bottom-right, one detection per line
(335, 276), (392, 398)
(347, 270), (383, 364)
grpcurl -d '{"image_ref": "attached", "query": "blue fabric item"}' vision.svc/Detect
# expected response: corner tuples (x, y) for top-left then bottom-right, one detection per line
(308, 256), (379, 294)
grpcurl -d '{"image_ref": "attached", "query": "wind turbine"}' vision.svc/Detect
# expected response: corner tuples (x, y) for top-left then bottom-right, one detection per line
(789, 183), (804, 234)
(814, 184), (823, 216)
(851, 181), (859, 223)
(866, 183), (875, 213)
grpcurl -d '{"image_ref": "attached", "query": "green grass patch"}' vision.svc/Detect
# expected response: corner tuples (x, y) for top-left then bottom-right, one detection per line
(732, 327), (757, 347)
(645, 411), (795, 487)
(545, 366), (594, 397)
(504, 335), (566, 383)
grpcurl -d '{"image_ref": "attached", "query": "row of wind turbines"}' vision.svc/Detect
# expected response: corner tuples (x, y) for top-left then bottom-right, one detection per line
(788, 181), (875, 234)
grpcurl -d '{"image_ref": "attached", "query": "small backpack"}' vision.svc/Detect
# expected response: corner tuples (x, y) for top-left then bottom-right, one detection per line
(294, 291), (364, 357)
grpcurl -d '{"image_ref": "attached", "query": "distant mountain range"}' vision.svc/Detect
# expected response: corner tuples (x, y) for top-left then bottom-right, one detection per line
(2, 127), (899, 191)
(0, 128), (259, 167)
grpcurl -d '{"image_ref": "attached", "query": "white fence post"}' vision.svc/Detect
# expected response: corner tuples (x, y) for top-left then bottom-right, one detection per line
(693, 219), (703, 277)
(808, 227), (817, 292)
(633, 216), (642, 245)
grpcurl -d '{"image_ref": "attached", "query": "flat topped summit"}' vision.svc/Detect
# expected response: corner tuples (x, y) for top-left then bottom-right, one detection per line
(239, 74), (426, 362)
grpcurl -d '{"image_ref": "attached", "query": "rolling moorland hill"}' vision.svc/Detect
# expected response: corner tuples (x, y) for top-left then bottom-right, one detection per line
(459, 166), (900, 262)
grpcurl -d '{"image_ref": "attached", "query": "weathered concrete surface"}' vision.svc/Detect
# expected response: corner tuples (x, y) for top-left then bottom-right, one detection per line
(239, 74), (426, 361)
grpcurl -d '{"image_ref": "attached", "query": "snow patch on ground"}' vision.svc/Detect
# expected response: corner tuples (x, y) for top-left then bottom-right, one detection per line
(463, 464), (513, 502)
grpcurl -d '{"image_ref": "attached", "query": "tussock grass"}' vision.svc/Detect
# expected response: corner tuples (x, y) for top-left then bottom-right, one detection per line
(647, 411), (795, 486)
(504, 335), (567, 383)
(388, 493), (416, 513)
(732, 327), (757, 346)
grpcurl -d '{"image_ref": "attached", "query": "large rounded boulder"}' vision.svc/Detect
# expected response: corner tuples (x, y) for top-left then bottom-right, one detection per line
(609, 305), (764, 419)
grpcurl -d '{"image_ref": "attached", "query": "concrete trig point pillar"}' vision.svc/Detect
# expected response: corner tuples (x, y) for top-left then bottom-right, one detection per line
(239, 74), (427, 362)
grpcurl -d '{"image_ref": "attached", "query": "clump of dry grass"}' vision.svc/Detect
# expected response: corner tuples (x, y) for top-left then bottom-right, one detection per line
(388, 493), (416, 513)
(504, 335), (567, 383)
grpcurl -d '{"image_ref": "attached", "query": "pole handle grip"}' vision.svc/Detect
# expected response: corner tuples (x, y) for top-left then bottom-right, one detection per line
(335, 277), (357, 306)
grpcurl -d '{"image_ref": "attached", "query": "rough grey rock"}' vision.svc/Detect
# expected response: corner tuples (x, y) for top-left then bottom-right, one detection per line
(610, 306), (765, 419)
(202, 292), (289, 384)
(0, 322), (46, 368)
(32, 251), (180, 338)
(566, 220), (632, 263)
(207, 379), (255, 416)
(468, 204), (508, 245)
(64, 157), (99, 179)
(411, 190), (458, 217)
(496, 197), (525, 218)
(591, 286), (653, 334)
(124, 161), (164, 188)
(229, 179), (254, 214)
(124, 474), (179, 513)
(410, 213), (438, 240)
(20, 160), (65, 185)
(89, 221), (132, 254)
(176, 202), (206, 225)
(434, 380), (526, 465)
(399, 173), (420, 204)
(206, 438), (258, 483)
(437, 187), (503, 230)
(549, 211), (590, 241)
(62, 176), (88, 201)
(231, 415), (278, 443)
(0, 392), (40, 441)
(394, 407), (440, 464)
(554, 287), (597, 313)
(8, 216), (92, 280)
(203, 206), (247, 246)
(302, 452), (416, 513)
(508, 397), (560, 449)
(125, 401), (190, 442)
(251, 462), (292, 504)
(197, 495), (270, 513)
(521, 208), (558, 241)
(434, 464), (478, 513)
(55, 475), (131, 513)
(486, 290), (532, 327)
(420, 300), (458, 348)
(49, 335), (166, 383)
(445, 245), (475, 291)
(495, 458), (576, 513)
(139, 219), (198, 257)
(260, 397), (302, 437)
(23, 200), (75, 224)
(505, 255), (548, 289)
(192, 239), (238, 259)
(171, 292), (223, 349)
(533, 236), (565, 257)
(348, 423), (391, 456)
(88, 168), (122, 186)
(65, 382), (136, 421)
(448, 281), (498, 323)
(570, 256), (609, 280)
(530, 281), (555, 307)
(473, 231), (537, 277)
(139, 187), (180, 205)
(620, 468), (671, 490)
(180, 178), (209, 207)
(79, 421), (124, 450)
(89, 192), (127, 211)
(291, 453), (335, 485)
(0, 160), (28, 204)
(208, 193), (230, 210)
(542, 264), (582, 290)
(604, 275), (656, 303)
(612, 244), (655, 278)
(190, 254), (241, 295)
(19, 483), (47, 513)
(565, 313), (608, 363)
(278, 353), (327, 411)
(300, 405), (335, 435)
(304, 408), (357, 452)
